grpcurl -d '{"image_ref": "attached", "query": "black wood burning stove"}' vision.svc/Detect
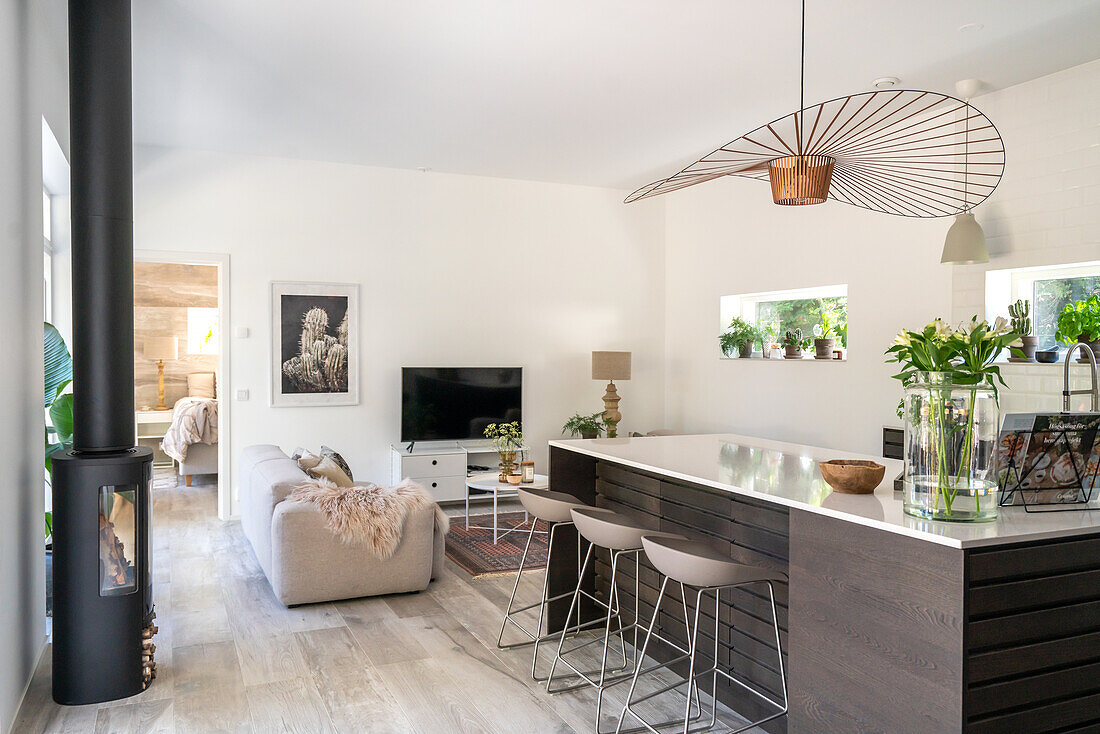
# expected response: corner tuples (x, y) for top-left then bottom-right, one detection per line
(51, 0), (156, 705)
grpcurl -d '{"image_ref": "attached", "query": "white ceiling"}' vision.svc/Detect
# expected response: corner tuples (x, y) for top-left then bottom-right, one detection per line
(131, 0), (1100, 190)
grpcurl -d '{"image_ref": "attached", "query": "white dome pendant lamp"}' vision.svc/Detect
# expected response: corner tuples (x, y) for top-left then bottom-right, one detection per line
(941, 80), (990, 265)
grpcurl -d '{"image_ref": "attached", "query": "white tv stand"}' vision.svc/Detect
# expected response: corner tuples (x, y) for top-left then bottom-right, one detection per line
(389, 441), (518, 503)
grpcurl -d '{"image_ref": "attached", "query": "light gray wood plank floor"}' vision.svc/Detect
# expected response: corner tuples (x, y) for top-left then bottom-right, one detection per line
(14, 470), (765, 733)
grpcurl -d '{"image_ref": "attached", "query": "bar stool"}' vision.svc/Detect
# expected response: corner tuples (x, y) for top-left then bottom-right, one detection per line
(616, 535), (788, 734)
(497, 488), (607, 682)
(547, 506), (700, 733)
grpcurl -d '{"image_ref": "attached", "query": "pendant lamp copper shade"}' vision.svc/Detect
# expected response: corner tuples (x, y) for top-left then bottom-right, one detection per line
(768, 155), (835, 206)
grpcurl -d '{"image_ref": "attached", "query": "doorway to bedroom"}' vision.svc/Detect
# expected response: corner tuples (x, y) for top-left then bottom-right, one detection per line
(133, 253), (232, 518)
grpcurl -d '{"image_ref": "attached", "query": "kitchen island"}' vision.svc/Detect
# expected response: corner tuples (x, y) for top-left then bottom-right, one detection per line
(547, 433), (1100, 734)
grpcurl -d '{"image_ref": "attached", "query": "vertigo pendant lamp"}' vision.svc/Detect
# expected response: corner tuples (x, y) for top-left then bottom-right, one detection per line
(625, 1), (1006, 218)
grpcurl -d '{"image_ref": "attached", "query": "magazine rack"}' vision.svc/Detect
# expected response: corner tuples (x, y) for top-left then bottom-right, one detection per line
(998, 427), (1100, 513)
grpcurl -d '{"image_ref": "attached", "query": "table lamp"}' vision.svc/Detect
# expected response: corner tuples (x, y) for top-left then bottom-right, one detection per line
(143, 336), (178, 411)
(592, 351), (631, 438)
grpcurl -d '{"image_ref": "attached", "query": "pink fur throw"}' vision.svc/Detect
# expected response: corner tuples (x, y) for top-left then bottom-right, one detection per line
(288, 477), (449, 557)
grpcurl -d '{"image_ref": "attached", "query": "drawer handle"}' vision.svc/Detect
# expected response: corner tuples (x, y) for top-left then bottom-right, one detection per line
(431, 482), (437, 488)
(432, 460), (437, 465)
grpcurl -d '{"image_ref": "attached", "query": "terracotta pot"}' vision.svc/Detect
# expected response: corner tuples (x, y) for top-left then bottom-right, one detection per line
(737, 342), (753, 359)
(783, 345), (802, 359)
(1077, 336), (1100, 363)
(814, 338), (835, 360)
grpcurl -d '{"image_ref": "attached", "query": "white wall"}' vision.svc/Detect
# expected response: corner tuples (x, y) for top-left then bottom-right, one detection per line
(663, 177), (947, 455)
(662, 58), (1100, 455)
(0, 0), (68, 730)
(133, 147), (667, 511)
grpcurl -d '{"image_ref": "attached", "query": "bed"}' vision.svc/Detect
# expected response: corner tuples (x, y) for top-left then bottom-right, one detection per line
(160, 372), (219, 486)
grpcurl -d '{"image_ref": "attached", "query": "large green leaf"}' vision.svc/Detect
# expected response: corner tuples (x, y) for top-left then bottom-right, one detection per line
(49, 393), (74, 445)
(44, 323), (72, 409)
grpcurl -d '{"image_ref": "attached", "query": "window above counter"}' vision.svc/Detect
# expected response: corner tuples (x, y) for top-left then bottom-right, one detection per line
(719, 284), (847, 360)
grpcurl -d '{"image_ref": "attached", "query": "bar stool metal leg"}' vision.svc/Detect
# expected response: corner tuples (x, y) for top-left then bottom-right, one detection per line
(497, 522), (608, 683)
(615, 579), (788, 734)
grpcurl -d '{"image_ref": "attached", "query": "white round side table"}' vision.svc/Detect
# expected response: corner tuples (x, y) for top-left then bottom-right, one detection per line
(465, 472), (549, 544)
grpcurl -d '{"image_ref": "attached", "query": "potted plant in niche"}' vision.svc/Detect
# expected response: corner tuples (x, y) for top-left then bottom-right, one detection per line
(1055, 295), (1100, 363)
(885, 317), (1018, 522)
(782, 328), (809, 359)
(1007, 299), (1038, 362)
(758, 323), (777, 359)
(718, 317), (762, 359)
(813, 314), (836, 360)
(484, 421), (523, 481)
(562, 412), (607, 439)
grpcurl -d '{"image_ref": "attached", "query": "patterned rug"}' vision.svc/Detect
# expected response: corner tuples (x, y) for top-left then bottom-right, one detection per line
(445, 512), (549, 578)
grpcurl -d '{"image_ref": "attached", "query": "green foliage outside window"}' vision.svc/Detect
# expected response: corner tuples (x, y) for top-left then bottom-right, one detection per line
(1035, 276), (1100, 350)
(756, 296), (847, 349)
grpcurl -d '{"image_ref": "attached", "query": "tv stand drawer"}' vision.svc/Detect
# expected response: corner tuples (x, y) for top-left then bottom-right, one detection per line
(400, 453), (466, 479)
(411, 474), (466, 502)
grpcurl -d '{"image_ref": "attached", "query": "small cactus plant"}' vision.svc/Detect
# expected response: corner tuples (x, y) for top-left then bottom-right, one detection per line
(282, 307), (349, 392)
(783, 328), (804, 348)
(1008, 299), (1032, 337)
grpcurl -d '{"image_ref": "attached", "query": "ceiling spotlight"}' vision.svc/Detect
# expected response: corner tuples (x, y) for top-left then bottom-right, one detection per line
(958, 22), (984, 33)
(416, 167), (432, 173)
(872, 76), (899, 89)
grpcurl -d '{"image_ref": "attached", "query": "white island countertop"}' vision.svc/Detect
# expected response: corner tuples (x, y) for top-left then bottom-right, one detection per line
(548, 433), (1100, 549)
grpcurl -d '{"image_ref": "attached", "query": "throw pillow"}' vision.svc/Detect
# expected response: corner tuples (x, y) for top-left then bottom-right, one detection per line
(306, 456), (354, 488)
(296, 449), (322, 471)
(320, 445), (353, 481)
(187, 372), (216, 399)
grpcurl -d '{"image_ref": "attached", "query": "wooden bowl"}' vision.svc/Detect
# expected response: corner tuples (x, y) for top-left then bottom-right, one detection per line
(506, 473), (523, 485)
(818, 459), (886, 495)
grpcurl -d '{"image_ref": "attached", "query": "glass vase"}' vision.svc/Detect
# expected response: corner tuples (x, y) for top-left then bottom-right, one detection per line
(903, 372), (999, 522)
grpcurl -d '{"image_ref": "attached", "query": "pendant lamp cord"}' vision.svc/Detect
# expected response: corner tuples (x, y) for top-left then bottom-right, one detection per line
(799, 0), (805, 153)
(963, 98), (970, 213)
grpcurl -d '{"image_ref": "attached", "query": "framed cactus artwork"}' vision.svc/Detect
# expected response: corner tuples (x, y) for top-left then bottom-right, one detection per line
(270, 281), (359, 406)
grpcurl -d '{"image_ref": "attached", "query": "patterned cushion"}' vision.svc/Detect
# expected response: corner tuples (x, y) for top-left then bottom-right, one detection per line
(320, 445), (354, 481)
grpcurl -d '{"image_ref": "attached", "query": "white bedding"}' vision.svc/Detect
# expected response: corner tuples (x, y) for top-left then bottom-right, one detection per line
(161, 397), (218, 463)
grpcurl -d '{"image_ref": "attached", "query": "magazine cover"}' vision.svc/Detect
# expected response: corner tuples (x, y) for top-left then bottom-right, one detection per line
(998, 412), (1100, 506)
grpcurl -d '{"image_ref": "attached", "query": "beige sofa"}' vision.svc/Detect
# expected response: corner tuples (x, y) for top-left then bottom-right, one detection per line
(238, 444), (446, 606)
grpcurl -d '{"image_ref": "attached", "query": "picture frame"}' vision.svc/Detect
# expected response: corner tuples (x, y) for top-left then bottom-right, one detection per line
(270, 281), (359, 407)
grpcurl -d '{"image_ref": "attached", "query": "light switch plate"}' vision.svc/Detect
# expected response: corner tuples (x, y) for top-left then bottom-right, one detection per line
(235, 389), (249, 401)
(235, 326), (250, 338)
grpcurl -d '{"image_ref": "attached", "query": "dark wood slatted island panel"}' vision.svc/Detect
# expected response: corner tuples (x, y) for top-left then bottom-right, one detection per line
(964, 535), (1100, 733)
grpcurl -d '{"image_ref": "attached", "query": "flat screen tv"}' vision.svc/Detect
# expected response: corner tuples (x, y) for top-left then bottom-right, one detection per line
(401, 367), (522, 442)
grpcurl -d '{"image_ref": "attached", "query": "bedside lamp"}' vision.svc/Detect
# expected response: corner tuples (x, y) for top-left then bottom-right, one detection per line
(592, 351), (631, 438)
(143, 337), (178, 411)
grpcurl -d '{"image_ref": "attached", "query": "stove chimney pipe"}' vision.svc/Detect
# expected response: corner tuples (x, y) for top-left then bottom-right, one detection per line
(69, 0), (136, 451)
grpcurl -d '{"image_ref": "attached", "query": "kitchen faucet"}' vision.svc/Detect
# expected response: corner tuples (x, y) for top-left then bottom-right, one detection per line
(1063, 342), (1099, 412)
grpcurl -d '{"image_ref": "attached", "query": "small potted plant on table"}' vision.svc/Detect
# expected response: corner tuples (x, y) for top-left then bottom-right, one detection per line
(718, 317), (762, 359)
(1007, 299), (1038, 362)
(484, 421), (523, 481)
(783, 328), (809, 359)
(562, 412), (607, 440)
(813, 314), (837, 360)
(1056, 295), (1100, 363)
